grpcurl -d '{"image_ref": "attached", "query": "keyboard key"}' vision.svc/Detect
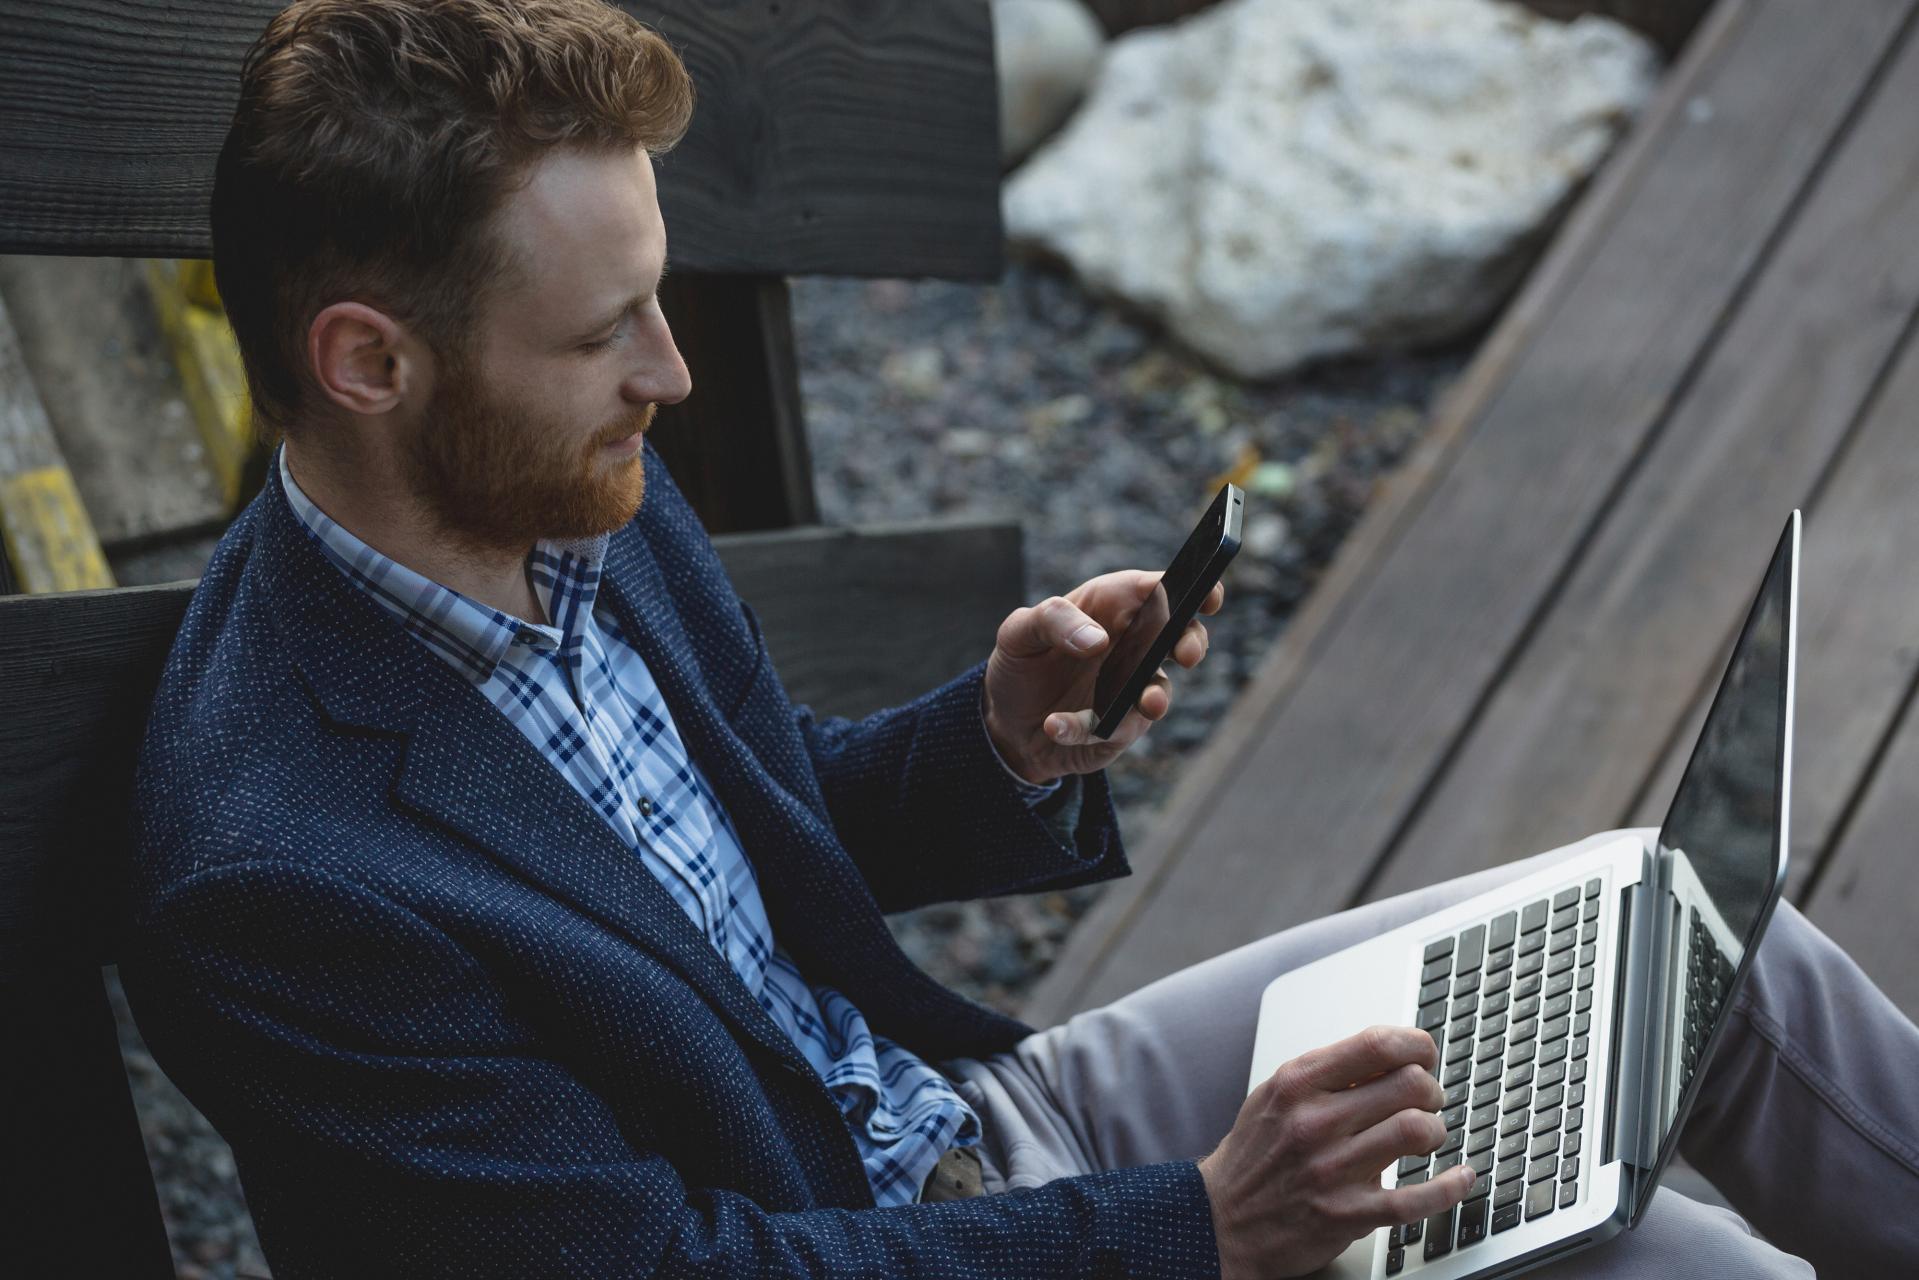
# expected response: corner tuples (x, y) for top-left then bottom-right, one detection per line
(1570, 1060), (1588, 1085)
(1574, 1011), (1591, 1037)
(1545, 971), (1574, 1000)
(1479, 1010), (1509, 1040)
(1508, 1038), (1537, 1067)
(1538, 1040), (1568, 1068)
(1481, 990), (1510, 1018)
(1445, 1081), (1470, 1108)
(1517, 929), (1546, 958)
(1513, 996), (1540, 1022)
(1584, 878), (1601, 900)
(1470, 1083), (1498, 1109)
(1474, 1057), (1503, 1088)
(1454, 970), (1481, 998)
(1404, 1216), (1424, 1244)
(1446, 1035), (1473, 1065)
(1548, 928), (1577, 955)
(1510, 1017), (1538, 1045)
(1495, 1132), (1527, 1163)
(1467, 1125), (1497, 1155)
(1489, 911), (1518, 951)
(1563, 1131), (1581, 1159)
(1386, 1245), (1404, 1275)
(1425, 937), (1456, 964)
(1435, 1151), (1462, 1172)
(1436, 1128), (1463, 1157)
(1553, 887), (1579, 911)
(1551, 906), (1578, 933)
(1515, 951), (1545, 979)
(1581, 919), (1598, 945)
(1568, 1083), (1585, 1110)
(1420, 1000), (1449, 1031)
(1546, 950), (1574, 977)
(1424, 1206), (1457, 1260)
(1560, 1156), (1579, 1182)
(1521, 900), (1549, 932)
(1529, 1130), (1560, 1160)
(1559, 1179), (1578, 1209)
(1442, 1104), (1467, 1130)
(1543, 991), (1572, 1020)
(1564, 1106), (1583, 1133)
(1398, 1154), (1428, 1178)
(1458, 924), (1487, 973)
(1483, 967), (1514, 998)
(1526, 1154), (1557, 1183)
(1541, 1016), (1570, 1044)
(1475, 1035), (1505, 1063)
(1423, 956), (1452, 984)
(1492, 1201), (1523, 1234)
(1535, 1059), (1566, 1090)
(1584, 897), (1600, 922)
(1421, 978), (1451, 1005)
(1572, 1035), (1589, 1060)
(1516, 973), (1543, 1000)
(1468, 1147), (1495, 1177)
(1449, 1014), (1475, 1043)
(1531, 1107), (1562, 1136)
(1445, 1058), (1473, 1087)
(1501, 1085), (1531, 1114)
(1504, 1063), (1533, 1090)
(1499, 1110), (1529, 1138)
(1495, 1154), (1524, 1183)
(1470, 1104), (1499, 1134)
(1457, 1196), (1489, 1247)
(1526, 1179), (1556, 1220)
(1579, 943), (1596, 967)
(1486, 946), (1514, 975)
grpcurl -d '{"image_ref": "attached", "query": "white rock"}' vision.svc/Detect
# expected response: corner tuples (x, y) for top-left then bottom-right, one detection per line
(994, 0), (1108, 168)
(1003, 0), (1660, 379)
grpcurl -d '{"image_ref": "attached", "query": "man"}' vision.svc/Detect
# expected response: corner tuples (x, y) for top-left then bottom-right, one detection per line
(121, 2), (1918, 1277)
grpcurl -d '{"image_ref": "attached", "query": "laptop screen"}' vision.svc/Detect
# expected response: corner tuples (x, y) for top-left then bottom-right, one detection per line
(1638, 512), (1798, 1216)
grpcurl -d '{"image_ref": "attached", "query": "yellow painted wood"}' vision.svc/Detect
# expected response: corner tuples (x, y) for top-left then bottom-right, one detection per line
(0, 465), (114, 592)
(143, 258), (257, 508)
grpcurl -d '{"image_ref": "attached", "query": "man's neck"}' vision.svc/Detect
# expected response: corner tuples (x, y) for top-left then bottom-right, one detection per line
(282, 439), (549, 627)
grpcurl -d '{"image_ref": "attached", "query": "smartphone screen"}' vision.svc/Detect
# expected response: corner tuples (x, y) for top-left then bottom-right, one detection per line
(1091, 486), (1241, 733)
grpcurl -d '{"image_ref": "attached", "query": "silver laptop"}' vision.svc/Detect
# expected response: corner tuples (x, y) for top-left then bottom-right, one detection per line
(1247, 512), (1800, 1279)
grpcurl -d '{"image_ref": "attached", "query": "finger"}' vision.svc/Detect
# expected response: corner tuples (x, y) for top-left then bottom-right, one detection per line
(1282, 1026), (1436, 1095)
(1172, 619), (1208, 668)
(997, 596), (1109, 661)
(1069, 569), (1166, 618)
(1333, 1106), (1448, 1184)
(1200, 580), (1225, 615)
(1044, 707), (1099, 746)
(1370, 1165), (1476, 1227)
(1321, 1061), (1444, 1136)
(1135, 670), (1173, 720)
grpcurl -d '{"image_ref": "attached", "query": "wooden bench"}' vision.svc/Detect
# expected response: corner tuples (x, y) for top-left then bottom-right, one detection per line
(0, 2), (1021, 1273)
(1024, 0), (1919, 1030)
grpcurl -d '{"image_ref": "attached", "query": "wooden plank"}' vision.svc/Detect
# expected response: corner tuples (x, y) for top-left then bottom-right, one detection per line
(0, 0), (1002, 280)
(0, 255), (229, 546)
(0, 966), (173, 1278)
(1023, 0), (1913, 1022)
(1630, 323), (1919, 903)
(1802, 680), (1919, 1022)
(649, 274), (819, 534)
(0, 291), (115, 592)
(713, 518), (1023, 720)
(1367, 13), (1919, 901)
(0, 520), (1021, 977)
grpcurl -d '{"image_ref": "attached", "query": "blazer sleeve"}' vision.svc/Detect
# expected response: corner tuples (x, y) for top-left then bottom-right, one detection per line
(790, 658), (1133, 915)
(119, 861), (1221, 1280)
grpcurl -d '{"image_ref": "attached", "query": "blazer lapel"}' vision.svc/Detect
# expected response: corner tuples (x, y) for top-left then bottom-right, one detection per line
(256, 463), (811, 1077)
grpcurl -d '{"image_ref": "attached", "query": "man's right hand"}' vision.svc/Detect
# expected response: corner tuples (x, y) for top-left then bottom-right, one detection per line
(1196, 1025), (1476, 1279)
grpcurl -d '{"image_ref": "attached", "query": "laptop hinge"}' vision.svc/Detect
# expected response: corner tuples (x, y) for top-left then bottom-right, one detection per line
(1606, 854), (1670, 1174)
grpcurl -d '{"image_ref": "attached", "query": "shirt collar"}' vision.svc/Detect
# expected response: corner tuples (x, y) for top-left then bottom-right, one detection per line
(276, 443), (610, 683)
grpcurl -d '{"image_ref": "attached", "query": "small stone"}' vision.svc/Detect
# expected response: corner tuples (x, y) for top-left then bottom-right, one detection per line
(879, 346), (946, 399)
(1243, 512), (1291, 558)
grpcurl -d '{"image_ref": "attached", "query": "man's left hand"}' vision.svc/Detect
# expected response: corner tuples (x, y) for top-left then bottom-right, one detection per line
(983, 570), (1224, 785)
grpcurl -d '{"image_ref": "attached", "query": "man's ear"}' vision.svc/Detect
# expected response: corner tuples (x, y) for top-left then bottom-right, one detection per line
(308, 301), (422, 416)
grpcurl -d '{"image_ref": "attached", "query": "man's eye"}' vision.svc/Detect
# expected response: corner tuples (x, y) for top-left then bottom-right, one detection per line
(579, 331), (618, 353)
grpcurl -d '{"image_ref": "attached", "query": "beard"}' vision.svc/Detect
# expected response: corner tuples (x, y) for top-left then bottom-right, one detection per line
(400, 349), (656, 557)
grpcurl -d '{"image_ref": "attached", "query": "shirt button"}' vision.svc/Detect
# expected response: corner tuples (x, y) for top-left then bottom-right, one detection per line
(515, 630), (537, 646)
(638, 795), (654, 818)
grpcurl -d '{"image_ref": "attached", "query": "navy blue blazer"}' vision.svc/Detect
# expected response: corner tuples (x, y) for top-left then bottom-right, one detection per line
(120, 443), (1222, 1278)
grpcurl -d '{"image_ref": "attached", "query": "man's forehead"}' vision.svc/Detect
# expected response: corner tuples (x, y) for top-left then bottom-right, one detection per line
(490, 145), (665, 320)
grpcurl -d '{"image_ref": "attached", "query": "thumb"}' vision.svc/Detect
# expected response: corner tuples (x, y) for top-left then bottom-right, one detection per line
(997, 596), (1109, 660)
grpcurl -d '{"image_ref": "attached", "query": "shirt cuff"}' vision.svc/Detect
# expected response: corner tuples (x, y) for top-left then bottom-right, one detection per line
(979, 704), (1062, 806)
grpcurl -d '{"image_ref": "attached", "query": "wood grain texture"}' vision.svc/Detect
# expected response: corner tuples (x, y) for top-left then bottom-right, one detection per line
(0, 0), (1003, 279)
(1631, 323), (1919, 911)
(1369, 14), (1919, 902)
(1023, 0), (1915, 1021)
(0, 518), (1020, 975)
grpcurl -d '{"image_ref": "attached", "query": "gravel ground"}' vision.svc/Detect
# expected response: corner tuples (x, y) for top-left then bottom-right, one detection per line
(109, 262), (1470, 1277)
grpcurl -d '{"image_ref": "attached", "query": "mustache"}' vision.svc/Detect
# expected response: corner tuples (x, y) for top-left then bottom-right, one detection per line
(593, 402), (658, 448)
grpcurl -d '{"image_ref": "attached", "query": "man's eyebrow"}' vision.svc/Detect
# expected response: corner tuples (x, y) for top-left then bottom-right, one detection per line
(567, 257), (671, 342)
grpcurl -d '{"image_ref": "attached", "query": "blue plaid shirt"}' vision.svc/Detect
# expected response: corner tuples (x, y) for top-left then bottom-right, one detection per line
(276, 445), (1055, 1205)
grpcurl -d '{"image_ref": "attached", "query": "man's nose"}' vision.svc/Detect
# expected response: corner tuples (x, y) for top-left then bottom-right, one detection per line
(629, 329), (692, 407)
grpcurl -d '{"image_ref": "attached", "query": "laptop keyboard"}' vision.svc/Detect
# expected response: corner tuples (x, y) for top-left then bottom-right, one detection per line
(1384, 880), (1604, 1275)
(1679, 908), (1733, 1095)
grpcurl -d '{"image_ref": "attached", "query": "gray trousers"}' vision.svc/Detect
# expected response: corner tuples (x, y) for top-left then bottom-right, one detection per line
(939, 836), (1919, 1276)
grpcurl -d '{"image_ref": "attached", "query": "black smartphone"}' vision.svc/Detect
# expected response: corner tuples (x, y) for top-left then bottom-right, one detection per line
(1089, 483), (1243, 739)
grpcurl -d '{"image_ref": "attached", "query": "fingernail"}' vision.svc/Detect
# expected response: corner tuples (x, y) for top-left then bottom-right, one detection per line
(1464, 1167), (1476, 1189)
(1069, 623), (1106, 651)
